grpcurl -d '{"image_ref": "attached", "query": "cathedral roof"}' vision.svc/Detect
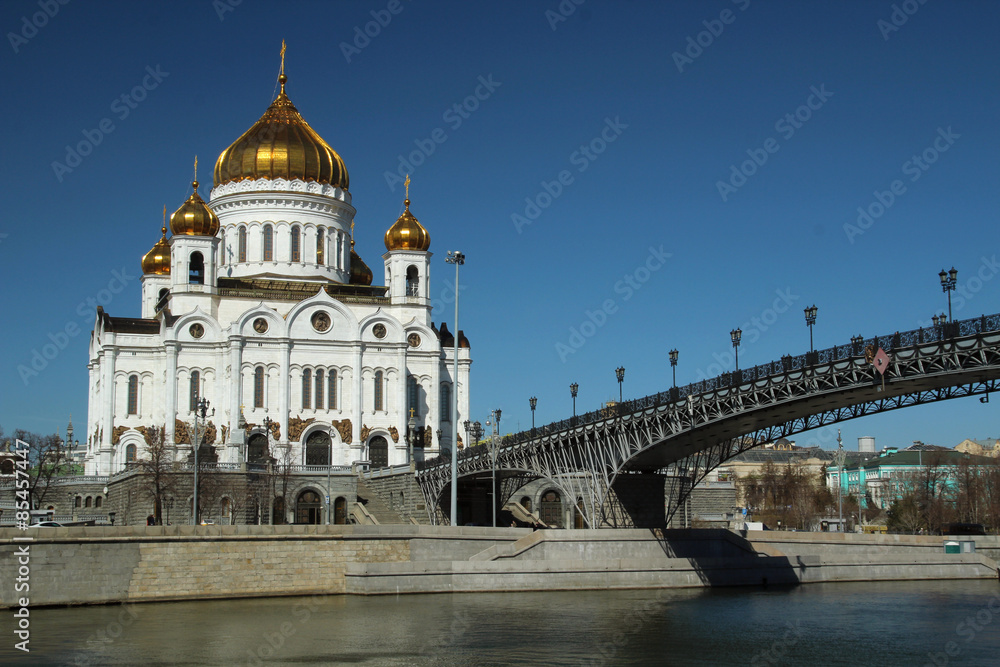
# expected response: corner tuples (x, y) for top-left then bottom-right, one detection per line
(141, 225), (171, 275)
(349, 240), (373, 286)
(385, 198), (430, 252)
(170, 181), (220, 236)
(213, 74), (349, 189)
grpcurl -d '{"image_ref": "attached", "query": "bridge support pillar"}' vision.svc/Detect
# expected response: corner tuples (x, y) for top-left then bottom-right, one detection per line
(600, 474), (666, 528)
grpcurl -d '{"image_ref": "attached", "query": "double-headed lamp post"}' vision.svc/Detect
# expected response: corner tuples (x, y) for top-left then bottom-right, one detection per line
(192, 397), (213, 525)
(570, 383), (579, 419)
(615, 367), (625, 403)
(669, 349), (678, 388)
(939, 267), (958, 323)
(445, 250), (465, 525)
(804, 305), (818, 353)
(730, 328), (742, 371)
(490, 409), (501, 528)
(529, 396), (537, 431)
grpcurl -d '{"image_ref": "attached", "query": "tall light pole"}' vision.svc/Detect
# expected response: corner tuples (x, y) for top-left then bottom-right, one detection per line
(615, 367), (625, 403)
(529, 396), (537, 431)
(445, 250), (464, 526)
(669, 349), (678, 388)
(804, 305), (818, 352)
(570, 383), (578, 420)
(326, 425), (333, 524)
(490, 409), (501, 528)
(836, 428), (845, 532)
(730, 328), (742, 371)
(939, 267), (957, 323)
(192, 397), (212, 525)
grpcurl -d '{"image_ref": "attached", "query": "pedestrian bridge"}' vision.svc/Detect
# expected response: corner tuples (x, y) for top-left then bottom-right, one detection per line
(416, 313), (1000, 527)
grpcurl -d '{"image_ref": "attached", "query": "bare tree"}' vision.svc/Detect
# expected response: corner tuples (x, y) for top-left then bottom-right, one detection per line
(136, 426), (177, 525)
(270, 445), (295, 525)
(12, 429), (71, 510)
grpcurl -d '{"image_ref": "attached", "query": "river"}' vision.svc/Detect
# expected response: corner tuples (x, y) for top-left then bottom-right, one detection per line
(3, 580), (999, 666)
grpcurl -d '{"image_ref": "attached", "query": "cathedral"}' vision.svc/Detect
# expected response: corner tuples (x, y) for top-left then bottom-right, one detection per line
(83, 69), (472, 477)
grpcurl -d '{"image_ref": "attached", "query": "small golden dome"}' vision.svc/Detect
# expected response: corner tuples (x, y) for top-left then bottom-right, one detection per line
(349, 240), (373, 286)
(170, 181), (220, 236)
(384, 199), (431, 251)
(214, 74), (349, 189)
(141, 226), (171, 275)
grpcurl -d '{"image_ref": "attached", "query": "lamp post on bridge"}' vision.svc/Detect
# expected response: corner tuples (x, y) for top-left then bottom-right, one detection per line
(804, 305), (818, 353)
(192, 397), (213, 525)
(615, 367), (625, 404)
(939, 267), (957, 323)
(669, 349), (678, 388)
(488, 409), (502, 528)
(445, 250), (465, 526)
(730, 329), (742, 371)
(570, 383), (578, 422)
(529, 396), (537, 432)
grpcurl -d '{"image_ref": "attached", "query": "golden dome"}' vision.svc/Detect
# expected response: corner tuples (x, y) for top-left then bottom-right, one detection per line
(214, 74), (349, 189)
(169, 181), (220, 236)
(349, 240), (373, 286)
(141, 226), (171, 275)
(384, 199), (431, 251)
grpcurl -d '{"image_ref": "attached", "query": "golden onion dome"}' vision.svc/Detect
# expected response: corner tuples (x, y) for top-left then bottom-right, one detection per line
(141, 226), (171, 275)
(170, 181), (220, 236)
(214, 74), (349, 189)
(349, 240), (373, 286)
(384, 199), (431, 251)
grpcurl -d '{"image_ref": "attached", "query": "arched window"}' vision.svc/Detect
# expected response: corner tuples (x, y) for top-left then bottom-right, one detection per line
(254, 367), (264, 408)
(189, 370), (200, 412)
(302, 369), (312, 410)
(334, 497), (347, 524)
(540, 490), (562, 528)
(328, 370), (338, 410)
(408, 376), (418, 415)
(306, 431), (330, 465)
(315, 369), (324, 410)
(374, 370), (384, 411)
(127, 374), (138, 415)
(316, 228), (325, 265)
(85, 496), (92, 508)
(406, 266), (419, 296)
(290, 225), (300, 262)
(520, 496), (532, 513)
(95, 496), (103, 508)
(221, 497), (231, 525)
(336, 233), (343, 268)
(238, 227), (247, 262)
(75, 496), (82, 508)
(263, 224), (273, 261)
(156, 288), (168, 310)
(219, 229), (225, 264)
(440, 383), (451, 422)
(189, 251), (204, 284)
(126, 444), (137, 462)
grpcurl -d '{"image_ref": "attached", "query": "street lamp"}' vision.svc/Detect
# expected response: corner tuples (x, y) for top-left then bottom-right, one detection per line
(445, 250), (465, 526)
(192, 396), (213, 525)
(669, 349), (678, 388)
(408, 409), (417, 466)
(570, 383), (578, 419)
(463, 419), (471, 449)
(615, 367), (625, 403)
(939, 267), (957, 323)
(529, 396), (537, 431)
(835, 428), (845, 532)
(804, 305), (818, 352)
(489, 409), (502, 528)
(730, 329), (742, 371)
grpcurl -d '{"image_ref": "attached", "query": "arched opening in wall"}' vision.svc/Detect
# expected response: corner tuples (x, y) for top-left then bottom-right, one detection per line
(75, 496), (82, 508)
(127, 375), (138, 415)
(520, 496), (532, 513)
(238, 227), (247, 262)
(263, 224), (273, 261)
(574, 498), (585, 529)
(290, 225), (301, 262)
(273, 496), (286, 525)
(220, 497), (232, 525)
(373, 370), (384, 411)
(440, 383), (451, 423)
(315, 369), (324, 410)
(126, 444), (137, 463)
(85, 497), (92, 508)
(156, 288), (169, 311)
(1, 459), (14, 475)
(368, 436), (388, 469)
(408, 375), (418, 415)
(540, 490), (562, 528)
(302, 368), (312, 409)
(189, 251), (205, 284)
(189, 370), (200, 411)
(247, 433), (268, 464)
(316, 228), (325, 265)
(328, 369), (338, 410)
(295, 490), (322, 524)
(306, 430), (331, 466)
(334, 497), (347, 524)
(95, 496), (103, 508)
(254, 366), (265, 408)
(406, 265), (419, 296)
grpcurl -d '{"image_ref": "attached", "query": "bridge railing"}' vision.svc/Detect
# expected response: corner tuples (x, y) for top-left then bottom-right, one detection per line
(419, 312), (1000, 471)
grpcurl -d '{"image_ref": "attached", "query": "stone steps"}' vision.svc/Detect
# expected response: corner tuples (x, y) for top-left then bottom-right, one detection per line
(356, 478), (409, 525)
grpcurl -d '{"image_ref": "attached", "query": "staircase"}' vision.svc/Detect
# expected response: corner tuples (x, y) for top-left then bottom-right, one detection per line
(355, 478), (409, 525)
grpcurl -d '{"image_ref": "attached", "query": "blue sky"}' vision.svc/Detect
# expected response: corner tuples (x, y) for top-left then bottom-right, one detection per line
(1, 0), (998, 451)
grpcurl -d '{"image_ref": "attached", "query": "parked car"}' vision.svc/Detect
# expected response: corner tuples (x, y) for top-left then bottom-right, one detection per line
(28, 521), (64, 528)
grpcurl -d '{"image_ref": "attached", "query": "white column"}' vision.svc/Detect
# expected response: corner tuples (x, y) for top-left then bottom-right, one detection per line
(353, 346), (363, 449)
(396, 345), (407, 463)
(279, 339), (290, 446)
(228, 336), (242, 437)
(165, 341), (178, 448)
(100, 343), (116, 475)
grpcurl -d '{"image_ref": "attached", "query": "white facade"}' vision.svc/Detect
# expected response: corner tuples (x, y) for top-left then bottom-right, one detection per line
(84, 92), (471, 476)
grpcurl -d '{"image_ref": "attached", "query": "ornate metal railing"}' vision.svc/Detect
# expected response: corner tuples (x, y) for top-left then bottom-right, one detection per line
(419, 312), (1000, 472)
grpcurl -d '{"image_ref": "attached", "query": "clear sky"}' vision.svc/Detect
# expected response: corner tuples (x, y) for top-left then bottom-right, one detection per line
(1, 0), (998, 451)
